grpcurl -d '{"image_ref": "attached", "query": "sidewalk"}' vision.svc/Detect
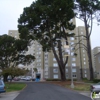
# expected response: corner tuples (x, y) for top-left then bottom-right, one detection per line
(78, 91), (91, 97)
(0, 91), (20, 100)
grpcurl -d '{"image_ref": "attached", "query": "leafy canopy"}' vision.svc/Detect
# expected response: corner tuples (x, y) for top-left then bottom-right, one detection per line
(0, 34), (35, 69)
(18, 0), (76, 51)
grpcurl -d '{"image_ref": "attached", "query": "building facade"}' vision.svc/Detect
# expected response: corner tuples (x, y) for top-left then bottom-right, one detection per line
(92, 47), (100, 78)
(8, 19), (91, 80)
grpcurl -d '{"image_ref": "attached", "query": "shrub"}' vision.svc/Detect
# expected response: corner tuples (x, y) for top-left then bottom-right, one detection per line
(46, 79), (61, 81)
(93, 79), (100, 83)
(66, 79), (77, 81)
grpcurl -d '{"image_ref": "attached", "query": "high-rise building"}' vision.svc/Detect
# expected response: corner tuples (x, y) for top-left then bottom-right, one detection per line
(8, 19), (91, 80)
(92, 47), (100, 78)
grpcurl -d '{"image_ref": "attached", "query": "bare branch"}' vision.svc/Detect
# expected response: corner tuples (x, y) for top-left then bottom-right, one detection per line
(75, 35), (87, 39)
(75, 46), (87, 53)
(88, 14), (93, 37)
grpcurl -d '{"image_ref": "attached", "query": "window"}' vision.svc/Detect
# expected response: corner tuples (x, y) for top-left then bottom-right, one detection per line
(37, 63), (41, 66)
(53, 58), (56, 61)
(73, 74), (77, 78)
(53, 69), (58, 73)
(15, 36), (17, 38)
(53, 63), (58, 67)
(45, 63), (48, 67)
(45, 55), (48, 57)
(45, 67), (48, 71)
(72, 69), (76, 72)
(45, 59), (48, 63)
(45, 76), (48, 78)
(83, 50), (85, 52)
(45, 55), (48, 59)
(82, 36), (84, 39)
(66, 69), (68, 72)
(84, 70), (87, 73)
(66, 74), (69, 78)
(71, 42), (74, 45)
(83, 58), (86, 60)
(72, 58), (76, 61)
(98, 48), (100, 50)
(38, 52), (41, 54)
(70, 37), (74, 40)
(38, 48), (41, 50)
(71, 52), (74, 56)
(98, 56), (100, 63)
(69, 32), (73, 34)
(84, 66), (86, 69)
(66, 64), (68, 67)
(84, 62), (86, 65)
(85, 74), (87, 78)
(55, 47), (58, 51)
(72, 63), (76, 66)
(45, 72), (48, 75)
(71, 47), (74, 51)
(38, 59), (41, 62)
(53, 75), (58, 79)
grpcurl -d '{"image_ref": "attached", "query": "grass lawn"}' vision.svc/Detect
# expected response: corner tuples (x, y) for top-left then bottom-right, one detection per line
(5, 82), (26, 92)
(65, 84), (90, 91)
(48, 81), (91, 91)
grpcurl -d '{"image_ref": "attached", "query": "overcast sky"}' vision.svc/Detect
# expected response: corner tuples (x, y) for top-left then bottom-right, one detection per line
(0, 0), (100, 49)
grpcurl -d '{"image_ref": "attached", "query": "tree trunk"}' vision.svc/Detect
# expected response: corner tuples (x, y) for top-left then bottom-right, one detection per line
(51, 39), (67, 81)
(3, 75), (8, 82)
(59, 65), (66, 81)
(84, 18), (94, 80)
(87, 39), (94, 80)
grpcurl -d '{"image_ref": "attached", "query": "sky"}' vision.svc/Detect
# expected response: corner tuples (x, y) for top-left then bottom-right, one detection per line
(0, 0), (100, 49)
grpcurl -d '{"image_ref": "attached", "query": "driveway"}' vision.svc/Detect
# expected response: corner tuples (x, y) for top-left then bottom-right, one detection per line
(13, 82), (91, 100)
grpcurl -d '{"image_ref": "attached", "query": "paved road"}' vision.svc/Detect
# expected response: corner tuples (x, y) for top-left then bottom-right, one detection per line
(13, 82), (91, 100)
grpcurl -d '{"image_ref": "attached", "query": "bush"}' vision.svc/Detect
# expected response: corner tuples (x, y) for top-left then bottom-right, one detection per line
(93, 79), (100, 83)
(82, 78), (89, 81)
(66, 79), (77, 81)
(46, 79), (61, 81)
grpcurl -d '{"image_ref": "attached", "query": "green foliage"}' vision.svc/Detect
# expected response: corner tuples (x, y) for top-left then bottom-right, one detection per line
(46, 79), (61, 81)
(33, 68), (37, 72)
(66, 79), (77, 81)
(93, 79), (100, 83)
(75, 0), (100, 21)
(74, 0), (100, 81)
(18, 0), (76, 81)
(0, 34), (35, 70)
(18, 0), (76, 51)
(2, 67), (28, 77)
(74, 53), (77, 57)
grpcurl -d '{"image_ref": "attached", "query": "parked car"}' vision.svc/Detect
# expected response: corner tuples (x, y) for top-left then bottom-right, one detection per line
(25, 77), (31, 81)
(90, 82), (100, 92)
(13, 77), (20, 81)
(20, 76), (26, 80)
(0, 79), (6, 93)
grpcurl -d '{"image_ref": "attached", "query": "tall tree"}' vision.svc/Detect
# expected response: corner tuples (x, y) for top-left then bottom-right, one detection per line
(74, 0), (100, 80)
(0, 35), (35, 81)
(18, 0), (75, 81)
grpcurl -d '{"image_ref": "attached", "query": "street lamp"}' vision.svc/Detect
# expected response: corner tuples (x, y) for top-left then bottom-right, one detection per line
(64, 43), (74, 88)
